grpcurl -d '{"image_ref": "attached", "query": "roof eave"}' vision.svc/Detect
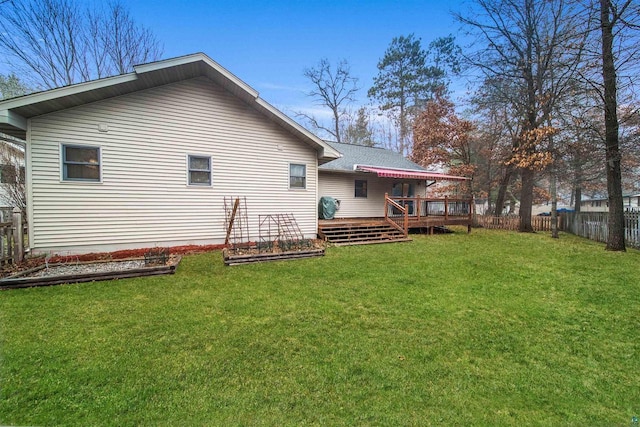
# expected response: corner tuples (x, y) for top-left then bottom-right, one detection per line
(254, 98), (340, 160)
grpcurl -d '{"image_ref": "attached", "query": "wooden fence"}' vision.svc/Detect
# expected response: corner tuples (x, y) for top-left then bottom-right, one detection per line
(0, 208), (25, 265)
(474, 214), (560, 232)
(474, 212), (640, 249)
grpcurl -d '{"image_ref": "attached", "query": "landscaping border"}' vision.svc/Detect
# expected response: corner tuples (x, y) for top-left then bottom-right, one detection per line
(0, 257), (181, 290)
(223, 248), (324, 266)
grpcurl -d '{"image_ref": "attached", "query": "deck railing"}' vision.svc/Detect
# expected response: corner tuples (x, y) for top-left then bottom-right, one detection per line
(384, 194), (473, 234)
(384, 194), (409, 237)
(386, 195), (473, 221)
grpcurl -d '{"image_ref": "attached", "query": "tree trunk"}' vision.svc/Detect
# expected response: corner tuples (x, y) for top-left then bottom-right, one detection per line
(550, 168), (558, 238)
(333, 108), (341, 143)
(548, 122), (558, 238)
(494, 164), (513, 216)
(519, 167), (534, 232)
(573, 162), (582, 213)
(600, 0), (626, 251)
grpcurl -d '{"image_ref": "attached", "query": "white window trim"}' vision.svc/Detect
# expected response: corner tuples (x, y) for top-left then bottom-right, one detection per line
(60, 143), (102, 183)
(289, 162), (307, 190)
(186, 154), (213, 187)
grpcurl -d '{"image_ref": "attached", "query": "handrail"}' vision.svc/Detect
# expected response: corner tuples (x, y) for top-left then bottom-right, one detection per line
(388, 196), (473, 218)
(384, 193), (409, 237)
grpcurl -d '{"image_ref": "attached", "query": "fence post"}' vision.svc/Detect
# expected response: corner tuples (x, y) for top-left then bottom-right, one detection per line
(12, 207), (23, 264)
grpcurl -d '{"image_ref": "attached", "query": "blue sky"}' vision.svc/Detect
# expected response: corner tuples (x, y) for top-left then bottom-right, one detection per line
(127, 0), (467, 118)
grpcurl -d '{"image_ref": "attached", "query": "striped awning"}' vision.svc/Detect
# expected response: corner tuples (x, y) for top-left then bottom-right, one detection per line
(355, 165), (469, 181)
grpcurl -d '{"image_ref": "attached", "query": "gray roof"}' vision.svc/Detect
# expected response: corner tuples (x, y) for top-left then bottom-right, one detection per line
(319, 141), (427, 172)
(0, 53), (340, 161)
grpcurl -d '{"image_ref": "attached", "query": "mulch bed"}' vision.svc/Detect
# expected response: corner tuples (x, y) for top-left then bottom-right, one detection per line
(0, 244), (224, 279)
(0, 256), (182, 290)
(0, 243), (226, 289)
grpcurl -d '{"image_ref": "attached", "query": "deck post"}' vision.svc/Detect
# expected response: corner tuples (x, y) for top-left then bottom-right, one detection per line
(404, 207), (409, 237)
(384, 193), (389, 220)
(416, 195), (421, 220)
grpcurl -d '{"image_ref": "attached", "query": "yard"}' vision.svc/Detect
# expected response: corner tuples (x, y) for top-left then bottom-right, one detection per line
(1, 228), (639, 426)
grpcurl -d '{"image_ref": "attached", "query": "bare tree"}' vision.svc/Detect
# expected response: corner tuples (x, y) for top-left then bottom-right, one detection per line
(298, 58), (359, 143)
(457, 0), (586, 232)
(0, 140), (25, 214)
(0, 73), (32, 99)
(558, 0), (640, 250)
(597, 0), (638, 251)
(342, 107), (376, 146)
(0, 0), (163, 89)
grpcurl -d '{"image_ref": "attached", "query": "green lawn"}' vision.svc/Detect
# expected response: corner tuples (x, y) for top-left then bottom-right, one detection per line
(1, 229), (639, 426)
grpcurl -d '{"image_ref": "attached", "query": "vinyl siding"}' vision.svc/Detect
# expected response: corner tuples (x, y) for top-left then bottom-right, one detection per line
(318, 171), (426, 218)
(28, 77), (318, 254)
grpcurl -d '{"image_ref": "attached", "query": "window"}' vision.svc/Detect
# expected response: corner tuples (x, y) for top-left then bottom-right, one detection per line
(392, 182), (415, 197)
(188, 155), (212, 186)
(289, 163), (306, 189)
(62, 144), (100, 181)
(355, 179), (367, 198)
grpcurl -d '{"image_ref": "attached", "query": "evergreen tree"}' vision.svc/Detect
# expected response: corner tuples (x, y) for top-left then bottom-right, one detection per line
(368, 34), (459, 155)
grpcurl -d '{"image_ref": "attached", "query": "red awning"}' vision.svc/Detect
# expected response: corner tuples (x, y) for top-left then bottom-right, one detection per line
(356, 166), (469, 181)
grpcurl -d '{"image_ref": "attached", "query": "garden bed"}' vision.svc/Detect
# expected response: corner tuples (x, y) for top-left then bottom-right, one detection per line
(0, 256), (181, 290)
(222, 240), (324, 265)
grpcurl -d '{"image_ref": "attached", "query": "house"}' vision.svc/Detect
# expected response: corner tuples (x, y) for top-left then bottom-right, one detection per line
(623, 194), (640, 211)
(0, 53), (471, 256)
(579, 196), (609, 212)
(319, 141), (468, 218)
(578, 194), (640, 212)
(317, 141), (472, 241)
(0, 53), (341, 255)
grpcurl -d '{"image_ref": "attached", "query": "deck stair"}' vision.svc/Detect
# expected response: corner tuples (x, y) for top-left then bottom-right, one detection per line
(318, 220), (411, 245)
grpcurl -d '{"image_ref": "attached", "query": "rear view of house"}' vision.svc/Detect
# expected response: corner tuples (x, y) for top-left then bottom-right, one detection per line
(0, 53), (339, 255)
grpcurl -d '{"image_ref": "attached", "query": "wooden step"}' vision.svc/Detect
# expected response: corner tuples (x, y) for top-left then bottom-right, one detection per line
(318, 220), (409, 245)
(332, 237), (412, 246)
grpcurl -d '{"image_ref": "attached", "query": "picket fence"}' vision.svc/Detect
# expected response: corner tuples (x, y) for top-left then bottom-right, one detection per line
(474, 214), (560, 232)
(474, 212), (640, 249)
(563, 212), (640, 249)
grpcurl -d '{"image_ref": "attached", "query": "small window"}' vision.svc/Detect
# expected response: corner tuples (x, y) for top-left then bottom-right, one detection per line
(289, 163), (306, 189)
(355, 179), (368, 198)
(188, 155), (211, 186)
(62, 144), (100, 181)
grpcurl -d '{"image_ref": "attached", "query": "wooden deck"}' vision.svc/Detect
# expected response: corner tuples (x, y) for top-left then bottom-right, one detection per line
(318, 195), (473, 245)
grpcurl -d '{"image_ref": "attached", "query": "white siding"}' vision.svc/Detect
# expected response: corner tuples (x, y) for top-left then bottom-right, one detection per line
(318, 171), (426, 218)
(28, 77), (319, 254)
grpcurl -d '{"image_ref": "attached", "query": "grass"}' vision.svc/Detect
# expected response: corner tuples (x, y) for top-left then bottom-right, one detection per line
(1, 228), (639, 426)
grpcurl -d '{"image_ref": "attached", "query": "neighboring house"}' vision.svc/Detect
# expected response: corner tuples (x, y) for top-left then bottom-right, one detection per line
(0, 53), (341, 255)
(579, 197), (609, 212)
(624, 194), (640, 211)
(579, 194), (640, 212)
(318, 141), (468, 218)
